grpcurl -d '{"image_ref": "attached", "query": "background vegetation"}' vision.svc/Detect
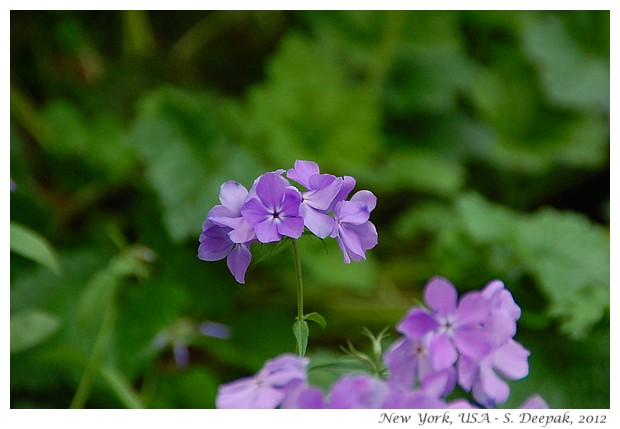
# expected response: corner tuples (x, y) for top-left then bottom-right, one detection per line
(10, 10), (609, 408)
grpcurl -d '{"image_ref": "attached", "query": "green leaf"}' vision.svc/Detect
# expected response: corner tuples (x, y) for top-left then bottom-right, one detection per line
(126, 87), (264, 242)
(371, 148), (464, 196)
(520, 12), (609, 114)
(11, 309), (61, 353)
(245, 32), (382, 177)
(304, 312), (327, 329)
(10, 221), (61, 275)
(456, 192), (609, 338)
(292, 320), (309, 357)
(41, 100), (136, 183)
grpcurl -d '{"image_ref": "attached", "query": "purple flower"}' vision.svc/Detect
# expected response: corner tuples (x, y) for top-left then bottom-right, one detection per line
(398, 277), (492, 371)
(198, 220), (252, 284)
(456, 280), (530, 407)
(330, 190), (378, 263)
(241, 172), (305, 243)
(216, 354), (309, 408)
(286, 160), (343, 239)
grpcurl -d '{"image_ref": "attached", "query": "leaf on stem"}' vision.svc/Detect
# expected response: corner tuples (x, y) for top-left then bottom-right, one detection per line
(304, 312), (327, 330)
(292, 320), (309, 357)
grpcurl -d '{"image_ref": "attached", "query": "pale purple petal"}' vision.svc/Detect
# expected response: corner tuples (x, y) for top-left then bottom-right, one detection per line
(276, 216), (305, 239)
(256, 172), (287, 211)
(424, 277), (458, 316)
(287, 160), (320, 189)
(453, 328), (493, 359)
(482, 279), (505, 298)
(252, 386), (286, 408)
(302, 206), (334, 239)
(457, 355), (479, 390)
(227, 244), (252, 284)
(348, 221), (378, 251)
(493, 340), (530, 380)
(350, 190), (377, 212)
(336, 224), (365, 260)
(397, 308), (438, 339)
(219, 181), (248, 214)
(280, 380), (325, 409)
(328, 374), (389, 408)
(216, 377), (258, 408)
(207, 205), (238, 228)
(304, 176), (342, 211)
(486, 311), (517, 344)
(254, 220), (281, 243)
(335, 200), (370, 225)
(519, 394), (549, 409)
(331, 175), (356, 208)
(455, 292), (490, 326)
(475, 364), (510, 406)
(308, 173), (337, 190)
(241, 198), (270, 226)
(384, 338), (413, 386)
(420, 369), (454, 398)
(335, 236), (351, 264)
(280, 187), (302, 217)
(429, 332), (458, 370)
(227, 218), (256, 244)
(259, 354), (309, 386)
(198, 224), (234, 261)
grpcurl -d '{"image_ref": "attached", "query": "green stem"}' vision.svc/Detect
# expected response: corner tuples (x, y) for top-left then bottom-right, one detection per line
(292, 240), (304, 323)
(70, 302), (117, 408)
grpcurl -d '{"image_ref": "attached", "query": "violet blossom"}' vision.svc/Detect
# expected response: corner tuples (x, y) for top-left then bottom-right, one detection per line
(241, 171), (305, 243)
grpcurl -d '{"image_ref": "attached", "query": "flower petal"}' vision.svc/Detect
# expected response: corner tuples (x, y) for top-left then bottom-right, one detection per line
(348, 221), (378, 251)
(454, 328), (493, 359)
(240, 198), (270, 226)
(475, 364), (510, 406)
(198, 225), (233, 261)
(429, 332), (458, 370)
(287, 160), (320, 189)
(337, 224), (366, 261)
(456, 292), (490, 326)
(351, 190), (377, 212)
(253, 219), (281, 243)
(331, 175), (356, 209)
(277, 216), (305, 239)
(424, 277), (458, 316)
(493, 339), (530, 380)
(304, 176), (342, 211)
(336, 200), (370, 225)
(219, 181), (248, 214)
(227, 244), (252, 284)
(397, 308), (438, 338)
(256, 172), (286, 211)
(302, 206), (334, 239)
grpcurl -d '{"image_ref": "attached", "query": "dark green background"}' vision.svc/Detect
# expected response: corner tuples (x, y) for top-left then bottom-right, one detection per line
(10, 10), (609, 408)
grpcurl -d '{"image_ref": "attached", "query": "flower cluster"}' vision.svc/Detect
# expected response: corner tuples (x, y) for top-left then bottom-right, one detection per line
(215, 277), (547, 409)
(198, 160), (378, 283)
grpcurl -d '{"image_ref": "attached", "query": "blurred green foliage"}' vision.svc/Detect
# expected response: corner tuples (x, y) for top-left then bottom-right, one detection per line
(10, 10), (609, 408)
